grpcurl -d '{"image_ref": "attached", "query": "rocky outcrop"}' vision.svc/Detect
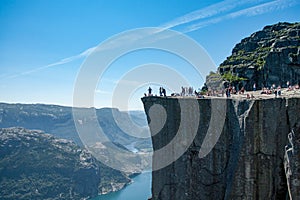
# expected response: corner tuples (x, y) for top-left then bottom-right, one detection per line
(142, 97), (300, 200)
(206, 22), (300, 91)
(0, 127), (130, 200)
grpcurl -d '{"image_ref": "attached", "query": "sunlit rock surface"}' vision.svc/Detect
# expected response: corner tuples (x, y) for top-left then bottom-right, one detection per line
(142, 96), (300, 200)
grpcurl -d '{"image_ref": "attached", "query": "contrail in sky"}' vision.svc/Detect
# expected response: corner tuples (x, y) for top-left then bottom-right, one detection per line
(160, 0), (270, 29)
(6, 0), (298, 79)
(183, 0), (299, 32)
(5, 46), (96, 79)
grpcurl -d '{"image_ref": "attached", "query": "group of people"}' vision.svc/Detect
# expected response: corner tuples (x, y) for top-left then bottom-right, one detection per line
(144, 86), (166, 97)
(181, 86), (194, 96)
(259, 81), (300, 97)
(260, 86), (281, 96)
(145, 86), (199, 98)
(159, 87), (167, 97)
(287, 82), (300, 91)
(224, 85), (245, 97)
(144, 81), (300, 99)
(194, 90), (205, 98)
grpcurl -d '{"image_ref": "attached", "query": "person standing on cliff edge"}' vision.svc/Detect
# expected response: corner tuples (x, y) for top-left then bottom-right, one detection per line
(162, 87), (166, 97)
(148, 87), (152, 96)
(159, 87), (163, 96)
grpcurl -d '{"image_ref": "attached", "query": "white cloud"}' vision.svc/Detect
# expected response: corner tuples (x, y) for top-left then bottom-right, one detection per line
(160, 0), (273, 30)
(229, 0), (297, 18)
(5, 0), (298, 79)
(183, 0), (298, 33)
(5, 46), (97, 79)
(160, 0), (242, 29)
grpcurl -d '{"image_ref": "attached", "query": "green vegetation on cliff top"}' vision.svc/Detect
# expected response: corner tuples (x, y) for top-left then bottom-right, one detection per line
(206, 22), (300, 90)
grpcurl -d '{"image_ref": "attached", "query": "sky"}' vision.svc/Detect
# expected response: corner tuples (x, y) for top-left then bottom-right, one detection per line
(0, 0), (299, 110)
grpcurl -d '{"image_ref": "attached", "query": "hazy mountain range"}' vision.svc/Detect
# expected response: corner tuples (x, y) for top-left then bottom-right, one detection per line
(0, 102), (151, 199)
(0, 103), (151, 151)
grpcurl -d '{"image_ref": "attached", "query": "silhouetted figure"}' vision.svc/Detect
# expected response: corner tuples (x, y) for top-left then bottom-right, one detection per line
(162, 87), (166, 97)
(159, 87), (163, 96)
(188, 87), (193, 96)
(148, 87), (152, 96)
(201, 83), (208, 92)
(181, 86), (185, 96)
(239, 87), (245, 94)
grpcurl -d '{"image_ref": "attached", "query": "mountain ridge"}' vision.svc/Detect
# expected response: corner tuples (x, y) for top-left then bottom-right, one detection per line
(0, 102), (151, 151)
(0, 127), (131, 200)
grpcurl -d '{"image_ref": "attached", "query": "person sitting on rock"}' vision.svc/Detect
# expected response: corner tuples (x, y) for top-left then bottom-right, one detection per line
(239, 87), (245, 94)
(194, 90), (199, 97)
(267, 89), (272, 95)
(261, 88), (266, 94)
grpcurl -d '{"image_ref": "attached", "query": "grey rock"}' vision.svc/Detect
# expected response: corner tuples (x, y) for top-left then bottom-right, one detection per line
(142, 97), (300, 200)
(284, 99), (300, 200)
(206, 22), (300, 91)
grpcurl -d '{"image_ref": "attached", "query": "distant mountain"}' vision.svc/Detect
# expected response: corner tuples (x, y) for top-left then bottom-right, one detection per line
(0, 103), (152, 176)
(0, 103), (151, 151)
(0, 127), (131, 200)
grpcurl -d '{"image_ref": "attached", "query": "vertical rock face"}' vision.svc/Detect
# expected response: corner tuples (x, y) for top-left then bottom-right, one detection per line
(284, 99), (300, 199)
(142, 97), (300, 200)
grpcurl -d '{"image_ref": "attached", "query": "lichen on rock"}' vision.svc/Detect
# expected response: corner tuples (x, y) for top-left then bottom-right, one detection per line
(206, 22), (300, 91)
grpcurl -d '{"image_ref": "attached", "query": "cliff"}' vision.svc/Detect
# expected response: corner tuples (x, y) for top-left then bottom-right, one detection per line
(142, 96), (300, 200)
(206, 22), (300, 91)
(0, 127), (130, 200)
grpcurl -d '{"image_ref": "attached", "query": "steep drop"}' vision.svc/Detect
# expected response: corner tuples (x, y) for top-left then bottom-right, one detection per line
(142, 97), (300, 200)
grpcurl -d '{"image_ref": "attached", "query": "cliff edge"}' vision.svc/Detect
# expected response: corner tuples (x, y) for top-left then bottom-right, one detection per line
(142, 96), (300, 200)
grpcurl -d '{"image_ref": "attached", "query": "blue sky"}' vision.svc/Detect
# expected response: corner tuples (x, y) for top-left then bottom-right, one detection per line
(1, 0), (299, 110)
